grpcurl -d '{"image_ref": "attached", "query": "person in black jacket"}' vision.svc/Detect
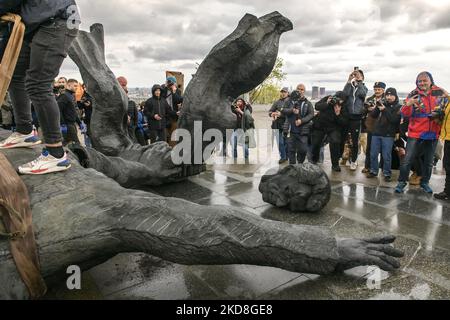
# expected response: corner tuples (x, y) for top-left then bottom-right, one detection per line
(283, 90), (314, 164)
(163, 76), (183, 146)
(311, 92), (348, 172)
(231, 98), (254, 159)
(0, 0), (80, 175)
(144, 84), (172, 143)
(367, 88), (401, 181)
(269, 87), (290, 164)
(58, 79), (82, 145)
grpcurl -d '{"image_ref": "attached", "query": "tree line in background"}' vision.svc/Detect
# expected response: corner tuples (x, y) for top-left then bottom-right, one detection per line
(249, 57), (286, 104)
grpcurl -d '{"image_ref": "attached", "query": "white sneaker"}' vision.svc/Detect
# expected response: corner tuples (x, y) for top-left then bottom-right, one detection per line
(350, 162), (358, 171)
(0, 132), (42, 149)
(18, 149), (71, 175)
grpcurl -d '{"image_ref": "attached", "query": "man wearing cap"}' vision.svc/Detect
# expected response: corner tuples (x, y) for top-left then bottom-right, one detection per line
(269, 87), (290, 164)
(366, 87), (401, 182)
(342, 69), (369, 171)
(395, 71), (448, 194)
(362, 82), (386, 173)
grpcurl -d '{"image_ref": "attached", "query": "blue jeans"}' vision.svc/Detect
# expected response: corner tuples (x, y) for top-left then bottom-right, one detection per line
(370, 136), (394, 177)
(232, 131), (249, 159)
(273, 129), (288, 160)
(398, 138), (438, 184)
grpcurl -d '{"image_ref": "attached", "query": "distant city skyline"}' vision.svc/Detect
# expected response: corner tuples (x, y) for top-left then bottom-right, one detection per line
(60, 0), (450, 92)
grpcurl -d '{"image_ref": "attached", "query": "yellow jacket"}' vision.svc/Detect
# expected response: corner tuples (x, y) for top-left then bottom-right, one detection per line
(441, 100), (450, 141)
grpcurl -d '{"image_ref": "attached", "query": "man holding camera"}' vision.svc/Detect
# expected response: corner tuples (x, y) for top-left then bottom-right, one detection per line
(366, 88), (401, 182)
(362, 82), (386, 173)
(395, 72), (448, 194)
(269, 87), (290, 164)
(311, 91), (348, 171)
(342, 68), (368, 171)
(0, 0), (80, 175)
(284, 85), (314, 165)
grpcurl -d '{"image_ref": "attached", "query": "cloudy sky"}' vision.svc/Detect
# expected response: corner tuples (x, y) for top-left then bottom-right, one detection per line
(61, 0), (450, 92)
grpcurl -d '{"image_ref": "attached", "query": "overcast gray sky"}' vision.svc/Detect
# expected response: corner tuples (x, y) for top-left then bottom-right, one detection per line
(61, 0), (450, 92)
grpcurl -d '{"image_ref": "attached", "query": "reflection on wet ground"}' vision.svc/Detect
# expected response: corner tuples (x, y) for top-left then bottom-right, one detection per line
(46, 106), (450, 300)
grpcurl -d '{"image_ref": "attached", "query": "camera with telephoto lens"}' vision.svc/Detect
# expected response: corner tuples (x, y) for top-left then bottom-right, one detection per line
(328, 95), (340, 107)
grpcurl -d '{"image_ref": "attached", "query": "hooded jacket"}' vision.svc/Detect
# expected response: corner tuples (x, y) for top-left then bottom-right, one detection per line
(401, 73), (443, 140)
(370, 90), (401, 138)
(0, 0), (78, 34)
(343, 81), (368, 118)
(313, 95), (349, 132)
(144, 85), (172, 131)
(284, 98), (314, 135)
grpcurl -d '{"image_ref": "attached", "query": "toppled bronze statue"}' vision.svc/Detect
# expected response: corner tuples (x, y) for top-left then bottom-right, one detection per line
(0, 12), (404, 299)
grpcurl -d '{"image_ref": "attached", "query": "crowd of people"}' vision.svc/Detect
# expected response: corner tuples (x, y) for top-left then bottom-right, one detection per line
(268, 69), (449, 201)
(1, 67), (449, 201)
(0, 1), (448, 202)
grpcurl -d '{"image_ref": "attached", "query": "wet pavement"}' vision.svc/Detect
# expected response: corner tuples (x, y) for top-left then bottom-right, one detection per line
(45, 105), (449, 300)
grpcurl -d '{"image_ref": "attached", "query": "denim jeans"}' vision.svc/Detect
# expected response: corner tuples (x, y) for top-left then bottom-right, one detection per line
(398, 138), (438, 184)
(370, 135), (394, 177)
(231, 130), (249, 159)
(8, 18), (78, 144)
(273, 129), (288, 160)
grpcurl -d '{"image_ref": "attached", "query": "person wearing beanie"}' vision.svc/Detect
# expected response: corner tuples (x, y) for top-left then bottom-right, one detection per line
(311, 91), (349, 171)
(362, 82), (386, 173)
(395, 71), (448, 194)
(366, 87), (401, 182)
(269, 87), (291, 163)
(342, 68), (369, 171)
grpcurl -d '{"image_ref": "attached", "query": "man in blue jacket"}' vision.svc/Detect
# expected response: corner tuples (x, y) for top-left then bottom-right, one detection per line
(0, 0), (80, 175)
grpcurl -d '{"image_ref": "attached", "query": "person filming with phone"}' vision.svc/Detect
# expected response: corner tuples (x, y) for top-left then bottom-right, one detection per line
(341, 67), (368, 171)
(395, 71), (449, 194)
